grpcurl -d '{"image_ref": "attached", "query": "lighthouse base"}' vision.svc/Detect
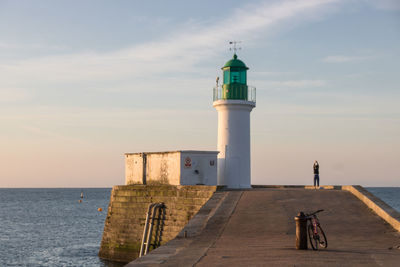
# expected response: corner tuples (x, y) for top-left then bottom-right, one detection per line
(213, 99), (255, 189)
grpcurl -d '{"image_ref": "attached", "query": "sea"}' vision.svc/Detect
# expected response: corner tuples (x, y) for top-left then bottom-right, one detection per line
(0, 187), (399, 267)
(0, 188), (123, 267)
(366, 187), (400, 212)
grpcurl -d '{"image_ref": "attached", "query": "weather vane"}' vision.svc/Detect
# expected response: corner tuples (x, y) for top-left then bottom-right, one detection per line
(229, 41), (242, 54)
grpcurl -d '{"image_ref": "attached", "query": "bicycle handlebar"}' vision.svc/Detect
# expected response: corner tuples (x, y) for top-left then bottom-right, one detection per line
(305, 209), (324, 217)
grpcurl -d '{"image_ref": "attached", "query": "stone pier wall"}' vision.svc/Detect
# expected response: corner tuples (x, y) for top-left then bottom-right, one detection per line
(98, 185), (217, 263)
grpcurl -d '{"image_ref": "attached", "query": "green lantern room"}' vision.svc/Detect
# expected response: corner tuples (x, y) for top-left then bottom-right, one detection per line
(221, 53), (249, 100)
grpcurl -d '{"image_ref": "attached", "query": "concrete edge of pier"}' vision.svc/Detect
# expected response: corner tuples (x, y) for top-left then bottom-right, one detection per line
(125, 185), (400, 266)
(342, 185), (400, 232)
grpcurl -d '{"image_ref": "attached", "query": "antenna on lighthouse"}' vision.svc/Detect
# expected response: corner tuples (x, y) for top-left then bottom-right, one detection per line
(229, 41), (242, 54)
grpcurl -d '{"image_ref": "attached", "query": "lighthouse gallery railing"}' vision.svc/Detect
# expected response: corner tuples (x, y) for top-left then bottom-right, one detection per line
(213, 85), (256, 102)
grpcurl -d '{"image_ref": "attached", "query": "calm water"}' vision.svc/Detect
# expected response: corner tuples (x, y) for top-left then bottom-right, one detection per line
(0, 187), (399, 266)
(366, 187), (400, 212)
(0, 188), (124, 267)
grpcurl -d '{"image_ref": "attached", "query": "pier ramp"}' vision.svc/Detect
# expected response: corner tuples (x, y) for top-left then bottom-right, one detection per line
(129, 187), (400, 266)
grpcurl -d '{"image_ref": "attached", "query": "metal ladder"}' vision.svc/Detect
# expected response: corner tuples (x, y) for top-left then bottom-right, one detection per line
(139, 202), (165, 257)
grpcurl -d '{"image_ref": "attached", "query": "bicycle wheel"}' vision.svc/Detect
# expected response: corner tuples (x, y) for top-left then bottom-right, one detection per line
(317, 225), (328, 249)
(307, 224), (318, 250)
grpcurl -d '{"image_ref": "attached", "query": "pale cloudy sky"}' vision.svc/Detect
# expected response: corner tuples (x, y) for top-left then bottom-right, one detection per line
(0, 0), (399, 187)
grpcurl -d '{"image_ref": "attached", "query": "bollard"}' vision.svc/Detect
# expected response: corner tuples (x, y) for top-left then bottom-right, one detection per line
(295, 212), (308, 250)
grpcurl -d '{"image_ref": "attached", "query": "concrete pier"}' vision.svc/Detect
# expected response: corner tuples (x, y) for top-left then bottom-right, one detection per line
(98, 185), (217, 262)
(128, 187), (400, 266)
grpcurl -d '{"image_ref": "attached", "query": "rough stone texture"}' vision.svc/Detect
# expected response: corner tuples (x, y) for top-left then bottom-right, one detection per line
(126, 191), (233, 266)
(98, 185), (217, 263)
(129, 188), (400, 266)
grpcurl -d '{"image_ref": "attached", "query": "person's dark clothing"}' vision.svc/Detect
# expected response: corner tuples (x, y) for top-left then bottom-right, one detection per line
(313, 163), (319, 186)
(314, 174), (319, 187)
(313, 164), (319, 174)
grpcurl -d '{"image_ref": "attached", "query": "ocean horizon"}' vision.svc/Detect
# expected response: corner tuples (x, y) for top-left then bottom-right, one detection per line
(0, 186), (399, 266)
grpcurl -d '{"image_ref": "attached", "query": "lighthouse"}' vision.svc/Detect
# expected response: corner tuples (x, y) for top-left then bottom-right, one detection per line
(213, 53), (256, 188)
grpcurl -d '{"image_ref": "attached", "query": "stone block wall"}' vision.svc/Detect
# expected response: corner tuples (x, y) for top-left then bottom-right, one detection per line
(98, 185), (217, 263)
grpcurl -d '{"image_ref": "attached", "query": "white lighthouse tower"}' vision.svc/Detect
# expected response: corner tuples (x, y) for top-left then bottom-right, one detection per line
(213, 52), (256, 188)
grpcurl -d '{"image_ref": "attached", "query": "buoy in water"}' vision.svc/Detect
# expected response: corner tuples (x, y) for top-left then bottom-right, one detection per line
(98, 208), (103, 212)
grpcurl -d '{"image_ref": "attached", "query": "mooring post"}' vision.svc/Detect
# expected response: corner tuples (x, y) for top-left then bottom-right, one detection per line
(295, 212), (308, 250)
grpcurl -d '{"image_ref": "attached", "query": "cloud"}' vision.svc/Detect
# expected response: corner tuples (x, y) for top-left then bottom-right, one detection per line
(19, 125), (64, 138)
(1, 106), (211, 127)
(363, 0), (400, 11)
(252, 71), (298, 77)
(0, 0), (341, 91)
(0, 88), (30, 103)
(0, 42), (66, 51)
(261, 79), (327, 90)
(322, 55), (372, 63)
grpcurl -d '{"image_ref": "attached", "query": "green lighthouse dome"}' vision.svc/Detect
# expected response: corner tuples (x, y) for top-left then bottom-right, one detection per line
(222, 54), (249, 69)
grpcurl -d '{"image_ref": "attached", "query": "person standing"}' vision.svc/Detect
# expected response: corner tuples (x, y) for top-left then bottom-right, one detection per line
(313, 161), (320, 188)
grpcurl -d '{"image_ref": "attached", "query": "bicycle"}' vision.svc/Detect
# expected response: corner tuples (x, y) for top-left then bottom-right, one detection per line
(305, 209), (328, 250)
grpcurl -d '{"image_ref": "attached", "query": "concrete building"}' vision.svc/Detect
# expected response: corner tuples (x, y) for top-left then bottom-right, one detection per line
(125, 151), (218, 186)
(213, 54), (256, 188)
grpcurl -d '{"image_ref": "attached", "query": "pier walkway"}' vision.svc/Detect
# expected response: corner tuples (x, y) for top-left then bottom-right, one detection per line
(128, 188), (400, 266)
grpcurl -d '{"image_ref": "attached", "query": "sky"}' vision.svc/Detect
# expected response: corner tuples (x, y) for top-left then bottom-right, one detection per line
(0, 0), (399, 187)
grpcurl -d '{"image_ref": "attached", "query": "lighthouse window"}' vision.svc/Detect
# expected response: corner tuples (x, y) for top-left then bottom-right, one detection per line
(231, 72), (239, 83)
(224, 70), (229, 84)
(230, 70), (246, 84)
(242, 71), (246, 84)
(223, 69), (247, 84)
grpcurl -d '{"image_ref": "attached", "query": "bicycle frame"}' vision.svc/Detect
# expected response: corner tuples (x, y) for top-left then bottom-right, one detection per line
(311, 216), (319, 235)
(305, 209), (327, 250)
